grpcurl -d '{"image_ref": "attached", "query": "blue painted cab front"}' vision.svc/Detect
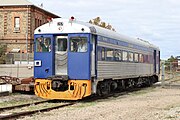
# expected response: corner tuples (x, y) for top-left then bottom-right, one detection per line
(34, 34), (54, 78)
(34, 33), (91, 80)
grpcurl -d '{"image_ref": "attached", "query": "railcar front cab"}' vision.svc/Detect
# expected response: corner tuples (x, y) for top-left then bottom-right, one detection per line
(34, 33), (95, 100)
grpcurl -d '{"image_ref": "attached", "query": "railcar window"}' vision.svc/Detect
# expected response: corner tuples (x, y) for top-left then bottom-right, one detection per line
(56, 38), (67, 51)
(139, 54), (144, 63)
(122, 51), (128, 61)
(144, 55), (148, 63)
(70, 37), (87, 52)
(129, 52), (134, 62)
(134, 53), (139, 62)
(106, 48), (114, 61)
(36, 37), (51, 52)
(97, 47), (101, 60)
(102, 47), (105, 60)
(114, 50), (122, 61)
(149, 55), (153, 64)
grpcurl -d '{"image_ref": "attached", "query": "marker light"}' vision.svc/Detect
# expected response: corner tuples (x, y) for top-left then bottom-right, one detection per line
(71, 16), (75, 20)
(47, 17), (52, 22)
(69, 16), (76, 25)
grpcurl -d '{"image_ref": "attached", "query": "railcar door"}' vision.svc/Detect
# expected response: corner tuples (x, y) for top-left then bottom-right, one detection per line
(68, 34), (91, 80)
(55, 36), (68, 75)
(91, 35), (96, 77)
(153, 50), (157, 74)
(34, 35), (54, 78)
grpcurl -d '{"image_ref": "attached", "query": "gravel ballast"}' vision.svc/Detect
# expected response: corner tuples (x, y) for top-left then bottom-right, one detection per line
(20, 87), (180, 120)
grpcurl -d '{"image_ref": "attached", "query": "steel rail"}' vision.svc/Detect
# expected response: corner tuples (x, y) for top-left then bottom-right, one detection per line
(0, 100), (50, 111)
(0, 102), (75, 120)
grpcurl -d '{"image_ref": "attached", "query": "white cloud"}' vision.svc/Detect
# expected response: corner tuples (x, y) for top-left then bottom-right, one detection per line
(29, 0), (180, 59)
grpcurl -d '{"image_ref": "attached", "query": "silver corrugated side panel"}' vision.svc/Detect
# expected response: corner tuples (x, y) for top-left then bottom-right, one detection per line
(0, 84), (12, 93)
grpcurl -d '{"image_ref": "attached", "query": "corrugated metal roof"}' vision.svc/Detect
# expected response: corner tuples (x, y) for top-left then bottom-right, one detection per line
(0, 0), (33, 6)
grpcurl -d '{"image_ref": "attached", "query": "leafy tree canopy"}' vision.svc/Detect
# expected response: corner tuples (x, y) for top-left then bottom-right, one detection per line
(164, 55), (178, 70)
(89, 17), (116, 31)
(0, 45), (6, 57)
(166, 55), (177, 63)
(0, 44), (7, 64)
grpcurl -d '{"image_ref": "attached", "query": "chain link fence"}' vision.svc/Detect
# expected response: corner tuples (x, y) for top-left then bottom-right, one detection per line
(0, 53), (34, 79)
(5, 53), (34, 64)
(160, 61), (180, 86)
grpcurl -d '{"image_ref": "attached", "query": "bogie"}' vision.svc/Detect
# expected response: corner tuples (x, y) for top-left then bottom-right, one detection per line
(96, 75), (158, 96)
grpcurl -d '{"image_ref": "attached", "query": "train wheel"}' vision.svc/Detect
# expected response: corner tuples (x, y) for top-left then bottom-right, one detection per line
(97, 81), (110, 96)
(128, 79), (135, 88)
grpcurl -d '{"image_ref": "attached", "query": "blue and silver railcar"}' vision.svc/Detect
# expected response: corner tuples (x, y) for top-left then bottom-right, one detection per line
(34, 18), (160, 100)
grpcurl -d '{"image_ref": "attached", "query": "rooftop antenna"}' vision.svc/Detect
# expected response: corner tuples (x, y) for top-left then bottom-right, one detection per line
(40, 3), (43, 8)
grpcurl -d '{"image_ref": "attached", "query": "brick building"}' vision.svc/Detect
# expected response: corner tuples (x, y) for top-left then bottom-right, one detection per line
(0, 0), (60, 53)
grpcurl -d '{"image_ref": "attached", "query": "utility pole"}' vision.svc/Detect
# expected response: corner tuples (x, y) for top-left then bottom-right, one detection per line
(161, 62), (165, 87)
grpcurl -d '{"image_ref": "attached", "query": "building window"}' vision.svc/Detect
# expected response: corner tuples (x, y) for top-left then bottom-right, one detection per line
(14, 17), (20, 31)
(35, 18), (38, 28)
(39, 20), (40, 26)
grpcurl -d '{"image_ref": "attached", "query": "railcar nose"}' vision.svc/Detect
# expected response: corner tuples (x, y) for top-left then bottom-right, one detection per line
(34, 79), (91, 100)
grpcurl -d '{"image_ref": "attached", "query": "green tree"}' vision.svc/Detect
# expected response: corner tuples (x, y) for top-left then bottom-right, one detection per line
(89, 17), (116, 31)
(165, 55), (178, 71)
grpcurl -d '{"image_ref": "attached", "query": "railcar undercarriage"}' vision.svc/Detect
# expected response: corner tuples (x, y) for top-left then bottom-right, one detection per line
(35, 75), (158, 100)
(96, 75), (158, 96)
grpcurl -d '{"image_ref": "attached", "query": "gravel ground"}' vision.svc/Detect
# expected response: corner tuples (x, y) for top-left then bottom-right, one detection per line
(0, 93), (43, 107)
(20, 86), (180, 120)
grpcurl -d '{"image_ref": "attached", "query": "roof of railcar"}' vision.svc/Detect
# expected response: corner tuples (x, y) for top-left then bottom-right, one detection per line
(34, 18), (159, 50)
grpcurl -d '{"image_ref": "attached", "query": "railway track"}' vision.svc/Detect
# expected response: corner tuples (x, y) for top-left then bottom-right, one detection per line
(1, 82), (178, 120)
(0, 91), (133, 120)
(153, 80), (180, 89)
(0, 100), (75, 120)
(0, 100), (50, 111)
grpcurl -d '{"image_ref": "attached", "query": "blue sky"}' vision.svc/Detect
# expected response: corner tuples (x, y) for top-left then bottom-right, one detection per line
(29, 0), (180, 60)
